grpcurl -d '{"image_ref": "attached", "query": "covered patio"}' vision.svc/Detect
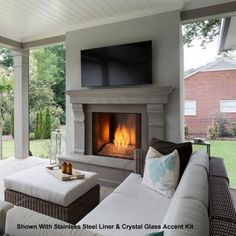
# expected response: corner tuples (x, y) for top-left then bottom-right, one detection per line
(0, 0), (235, 160)
(0, 1), (236, 236)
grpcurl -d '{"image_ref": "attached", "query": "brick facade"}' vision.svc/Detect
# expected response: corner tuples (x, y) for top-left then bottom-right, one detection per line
(184, 69), (236, 136)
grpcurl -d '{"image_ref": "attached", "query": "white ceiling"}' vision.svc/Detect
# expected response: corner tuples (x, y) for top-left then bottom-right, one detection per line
(0, 0), (234, 43)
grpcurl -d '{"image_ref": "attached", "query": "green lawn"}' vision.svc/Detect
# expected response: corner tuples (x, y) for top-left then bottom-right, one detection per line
(3, 139), (50, 159)
(192, 140), (236, 189)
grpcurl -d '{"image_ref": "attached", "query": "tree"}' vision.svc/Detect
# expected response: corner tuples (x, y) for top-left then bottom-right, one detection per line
(35, 112), (40, 139)
(43, 107), (51, 139)
(39, 111), (43, 139)
(29, 45), (65, 125)
(10, 109), (14, 137)
(183, 19), (221, 48)
(0, 68), (14, 159)
(0, 48), (13, 69)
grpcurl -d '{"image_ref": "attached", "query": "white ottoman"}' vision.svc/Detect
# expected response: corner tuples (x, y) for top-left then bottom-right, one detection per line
(4, 165), (100, 224)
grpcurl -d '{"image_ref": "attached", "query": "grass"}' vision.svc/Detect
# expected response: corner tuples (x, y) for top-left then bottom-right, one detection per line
(192, 140), (236, 189)
(2, 139), (50, 159)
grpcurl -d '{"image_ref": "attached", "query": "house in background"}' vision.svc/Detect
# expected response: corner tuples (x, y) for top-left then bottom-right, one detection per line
(184, 57), (236, 136)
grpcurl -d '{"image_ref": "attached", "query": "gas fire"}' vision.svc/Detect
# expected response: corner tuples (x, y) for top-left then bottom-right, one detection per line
(113, 124), (130, 149)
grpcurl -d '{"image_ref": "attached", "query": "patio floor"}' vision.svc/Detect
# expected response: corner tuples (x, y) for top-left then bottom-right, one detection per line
(0, 157), (114, 202)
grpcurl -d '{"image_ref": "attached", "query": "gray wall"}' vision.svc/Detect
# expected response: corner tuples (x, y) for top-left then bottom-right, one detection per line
(65, 10), (184, 153)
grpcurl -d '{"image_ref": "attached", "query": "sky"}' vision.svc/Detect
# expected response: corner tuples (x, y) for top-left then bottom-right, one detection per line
(184, 38), (219, 71)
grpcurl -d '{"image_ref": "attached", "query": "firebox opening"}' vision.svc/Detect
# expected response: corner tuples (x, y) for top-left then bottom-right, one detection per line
(92, 113), (141, 159)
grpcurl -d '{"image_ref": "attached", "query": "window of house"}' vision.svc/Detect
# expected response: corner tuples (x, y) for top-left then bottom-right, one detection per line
(220, 100), (236, 113)
(184, 100), (196, 116)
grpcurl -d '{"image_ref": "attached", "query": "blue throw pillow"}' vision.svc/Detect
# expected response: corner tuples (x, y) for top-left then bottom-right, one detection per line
(142, 147), (180, 198)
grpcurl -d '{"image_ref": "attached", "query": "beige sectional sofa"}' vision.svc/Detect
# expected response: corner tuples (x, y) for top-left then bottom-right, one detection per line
(0, 151), (235, 236)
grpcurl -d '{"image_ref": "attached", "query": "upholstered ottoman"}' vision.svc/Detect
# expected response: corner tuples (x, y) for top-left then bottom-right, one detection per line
(4, 165), (100, 224)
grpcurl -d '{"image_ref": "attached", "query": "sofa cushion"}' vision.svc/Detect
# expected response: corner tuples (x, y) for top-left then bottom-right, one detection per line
(0, 200), (14, 235)
(78, 191), (169, 236)
(5, 207), (101, 236)
(149, 138), (192, 179)
(142, 148), (180, 198)
(114, 173), (171, 204)
(161, 199), (209, 236)
(187, 151), (209, 174)
(174, 163), (209, 209)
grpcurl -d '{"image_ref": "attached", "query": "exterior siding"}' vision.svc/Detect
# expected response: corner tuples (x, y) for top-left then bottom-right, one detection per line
(184, 69), (236, 136)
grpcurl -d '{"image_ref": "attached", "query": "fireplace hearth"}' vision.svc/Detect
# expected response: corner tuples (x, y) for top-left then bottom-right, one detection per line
(93, 113), (141, 159)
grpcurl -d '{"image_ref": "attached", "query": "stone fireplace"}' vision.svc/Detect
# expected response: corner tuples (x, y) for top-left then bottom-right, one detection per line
(63, 86), (172, 186)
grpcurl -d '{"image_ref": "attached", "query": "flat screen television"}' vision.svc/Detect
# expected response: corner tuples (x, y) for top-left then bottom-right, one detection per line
(81, 41), (152, 87)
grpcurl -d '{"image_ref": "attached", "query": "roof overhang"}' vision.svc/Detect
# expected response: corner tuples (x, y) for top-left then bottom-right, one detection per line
(1, 0), (236, 50)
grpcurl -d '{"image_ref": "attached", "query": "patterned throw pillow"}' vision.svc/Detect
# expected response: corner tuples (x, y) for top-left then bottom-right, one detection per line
(142, 147), (180, 198)
(149, 138), (192, 180)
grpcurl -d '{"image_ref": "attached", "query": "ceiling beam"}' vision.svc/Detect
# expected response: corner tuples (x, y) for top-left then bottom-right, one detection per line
(181, 1), (236, 23)
(22, 35), (65, 49)
(218, 17), (231, 52)
(0, 36), (22, 49)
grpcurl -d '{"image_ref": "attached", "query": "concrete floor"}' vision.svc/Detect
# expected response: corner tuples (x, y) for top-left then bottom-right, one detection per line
(0, 157), (114, 202)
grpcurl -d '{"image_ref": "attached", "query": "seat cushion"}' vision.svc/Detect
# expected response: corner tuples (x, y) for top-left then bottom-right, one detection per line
(4, 165), (98, 207)
(78, 191), (170, 236)
(149, 138), (192, 179)
(114, 173), (171, 204)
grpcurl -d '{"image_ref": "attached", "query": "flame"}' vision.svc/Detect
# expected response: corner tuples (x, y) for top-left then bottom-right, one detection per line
(113, 124), (130, 149)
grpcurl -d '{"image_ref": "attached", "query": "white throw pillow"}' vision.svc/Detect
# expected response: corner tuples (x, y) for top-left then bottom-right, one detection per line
(142, 147), (180, 198)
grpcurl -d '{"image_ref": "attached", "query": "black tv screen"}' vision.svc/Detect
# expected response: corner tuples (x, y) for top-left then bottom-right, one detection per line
(81, 41), (152, 87)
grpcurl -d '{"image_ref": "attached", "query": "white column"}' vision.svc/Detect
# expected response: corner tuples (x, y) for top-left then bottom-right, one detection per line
(13, 50), (29, 159)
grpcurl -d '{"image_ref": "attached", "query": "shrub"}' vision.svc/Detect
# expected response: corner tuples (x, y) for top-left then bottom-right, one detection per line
(43, 107), (51, 139)
(184, 125), (189, 139)
(207, 121), (219, 140)
(210, 113), (232, 137)
(35, 112), (40, 139)
(29, 132), (35, 140)
(39, 111), (43, 139)
(3, 114), (11, 135)
(231, 122), (236, 136)
(10, 110), (14, 137)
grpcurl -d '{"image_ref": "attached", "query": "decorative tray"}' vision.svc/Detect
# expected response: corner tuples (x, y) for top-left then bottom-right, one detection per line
(46, 166), (85, 181)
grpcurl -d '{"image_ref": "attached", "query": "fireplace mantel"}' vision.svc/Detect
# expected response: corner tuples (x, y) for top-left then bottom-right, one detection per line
(66, 86), (173, 104)
(67, 85), (173, 155)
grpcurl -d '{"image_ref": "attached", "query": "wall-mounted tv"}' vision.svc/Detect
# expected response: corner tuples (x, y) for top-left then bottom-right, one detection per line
(81, 41), (152, 87)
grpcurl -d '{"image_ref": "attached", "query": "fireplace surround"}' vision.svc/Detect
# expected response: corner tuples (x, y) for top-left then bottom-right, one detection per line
(62, 86), (172, 186)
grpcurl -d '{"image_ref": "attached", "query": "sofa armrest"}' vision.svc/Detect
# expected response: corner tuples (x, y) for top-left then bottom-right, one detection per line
(0, 201), (14, 235)
(210, 157), (229, 183)
(211, 219), (236, 236)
